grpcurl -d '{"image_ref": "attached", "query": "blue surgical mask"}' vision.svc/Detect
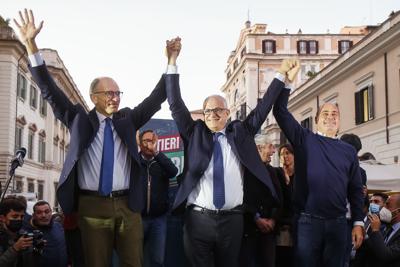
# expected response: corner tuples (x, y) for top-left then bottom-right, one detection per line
(369, 203), (380, 214)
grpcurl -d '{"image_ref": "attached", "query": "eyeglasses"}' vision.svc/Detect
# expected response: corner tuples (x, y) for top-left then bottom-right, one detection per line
(203, 108), (228, 116)
(92, 91), (124, 99)
(141, 139), (156, 145)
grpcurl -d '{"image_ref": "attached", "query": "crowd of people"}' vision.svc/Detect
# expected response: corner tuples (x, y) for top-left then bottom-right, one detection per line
(0, 8), (399, 267)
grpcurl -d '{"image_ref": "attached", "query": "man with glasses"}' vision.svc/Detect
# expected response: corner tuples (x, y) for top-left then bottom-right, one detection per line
(164, 38), (299, 267)
(14, 9), (171, 267)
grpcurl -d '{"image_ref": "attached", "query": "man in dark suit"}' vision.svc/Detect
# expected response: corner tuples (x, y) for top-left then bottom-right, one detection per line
(14, 9), (170, 267)
(164, 38), (299, 267)
(354, 193), (400, 267)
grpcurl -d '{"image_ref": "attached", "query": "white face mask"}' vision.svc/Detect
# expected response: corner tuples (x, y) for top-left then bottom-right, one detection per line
(379, 207), (393, 223)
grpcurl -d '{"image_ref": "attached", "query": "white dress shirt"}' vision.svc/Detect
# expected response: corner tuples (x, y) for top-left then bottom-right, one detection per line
(187, 129), (244, 210)
(28, 52), (157, 191)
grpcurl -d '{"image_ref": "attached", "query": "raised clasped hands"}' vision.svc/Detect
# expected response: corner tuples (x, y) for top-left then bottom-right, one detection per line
(278, 58), (301, 83)
(166, 37), (181, 65)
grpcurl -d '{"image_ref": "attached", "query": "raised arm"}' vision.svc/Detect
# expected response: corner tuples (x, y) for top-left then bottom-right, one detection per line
(164, 38), (195, 141)
(273, 86), (307, 146)
(14, 9), (77, 127)
(244, 59), (300, 136)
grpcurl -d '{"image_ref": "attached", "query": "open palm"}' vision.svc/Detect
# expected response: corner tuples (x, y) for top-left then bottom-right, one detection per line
(13, 9), (43, 45)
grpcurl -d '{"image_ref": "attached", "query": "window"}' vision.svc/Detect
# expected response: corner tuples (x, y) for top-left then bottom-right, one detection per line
(239, 103), (246, 120)
(309, 41), (318, 54)
(28, 179), (35, 193)
(355, 85), (374, 125)
(28, 131), (34, 159)
(338, 40), (353, 54)
(38, 137), (46, 163)
(15, 127), (23, 153)
(38, 182), (44, 200)
(301, 64), (319, 81)
(233, 59), (239, 70)
(262, 40), (276, 54)
(297, 40), (307, 54)
(29, 85), (38, 108)
(17, 73), (27, 100)
(301, 116), (313, 130)
(15, 177), (23, 193)
(297, 40), (319, 55)
(39, 96), (47, 116)
(227, 70), (231, 80)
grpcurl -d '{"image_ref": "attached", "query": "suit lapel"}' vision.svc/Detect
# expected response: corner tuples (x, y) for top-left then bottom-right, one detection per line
(88, 109), (100, 144)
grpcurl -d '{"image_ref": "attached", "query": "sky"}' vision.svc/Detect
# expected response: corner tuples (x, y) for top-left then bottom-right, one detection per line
(2, 0), (399, 119)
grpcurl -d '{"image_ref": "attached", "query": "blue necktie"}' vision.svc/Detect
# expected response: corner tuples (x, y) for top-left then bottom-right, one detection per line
(213, 132), (225, 209)
(99, 118), (114, 196)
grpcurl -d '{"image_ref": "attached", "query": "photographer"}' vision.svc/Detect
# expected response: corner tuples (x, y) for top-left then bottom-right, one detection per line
(24, 201), (67, 267)
(0, 197), (33, 267)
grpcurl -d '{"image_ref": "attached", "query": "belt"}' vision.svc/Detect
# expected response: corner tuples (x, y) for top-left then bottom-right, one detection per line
(188, 204), (243, 215)
(80, 189), (129, 198)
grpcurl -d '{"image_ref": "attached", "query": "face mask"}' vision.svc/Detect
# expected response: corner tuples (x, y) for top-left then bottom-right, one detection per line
(379, 207), (392, 223)
(369, 203), (380, 214)
(7, 219), (23, 233)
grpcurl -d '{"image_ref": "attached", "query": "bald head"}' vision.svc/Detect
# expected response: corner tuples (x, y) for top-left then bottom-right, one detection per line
(89, 77), (121, 116)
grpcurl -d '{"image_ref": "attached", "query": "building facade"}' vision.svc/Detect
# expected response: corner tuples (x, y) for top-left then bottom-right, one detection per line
(284, 11), (400, 164)
(220, 21), (378, 165)
(0, 24), (89, 208)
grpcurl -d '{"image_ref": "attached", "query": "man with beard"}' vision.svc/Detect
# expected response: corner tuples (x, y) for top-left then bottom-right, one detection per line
(24, 201), (67, 267)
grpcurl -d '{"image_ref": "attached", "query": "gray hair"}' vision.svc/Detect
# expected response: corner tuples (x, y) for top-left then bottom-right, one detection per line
(89, 78), (101, 94)
(254, 134), (272, 145)
(202, 95), (228, 110)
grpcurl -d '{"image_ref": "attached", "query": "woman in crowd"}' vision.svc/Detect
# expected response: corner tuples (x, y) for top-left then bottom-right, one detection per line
(276, 144), (295, 267)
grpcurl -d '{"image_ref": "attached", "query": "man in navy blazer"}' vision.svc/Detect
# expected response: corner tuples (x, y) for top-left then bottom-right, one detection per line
(164, 38), (299, 267)
(14, 9), (169, 267)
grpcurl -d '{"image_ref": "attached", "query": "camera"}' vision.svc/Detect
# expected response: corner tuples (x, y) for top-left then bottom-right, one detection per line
(18, 229), (45, 255)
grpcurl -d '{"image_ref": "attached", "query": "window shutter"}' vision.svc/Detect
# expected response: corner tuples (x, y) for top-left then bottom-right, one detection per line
(355, 91), (363, 125)
(297, 41), (300, 54)
(368, 85), (374, 120)
(315, 41), (319, 54)
(273, 41), (276, 53)
(338, 41), (342, 54)
(262, 40), (266, 53)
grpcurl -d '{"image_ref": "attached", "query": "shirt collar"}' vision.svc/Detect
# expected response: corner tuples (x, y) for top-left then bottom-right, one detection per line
(95, 110), (113, 123)
(213, 128), (226, 135)
(391, 221), (400, 232)
(317, 131), (338, 139)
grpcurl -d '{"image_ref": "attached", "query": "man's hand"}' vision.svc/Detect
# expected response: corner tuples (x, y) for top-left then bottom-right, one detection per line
(146, 133), (159, 156)
(277, 58), (300, 82)
(166, 37), (181, 66)
(12, 236), (33, 252)
(255, 218), (274, 233)
(352, 225), (364, 249)
(13, 9), (43, 55)
(368, 214), (381, 232)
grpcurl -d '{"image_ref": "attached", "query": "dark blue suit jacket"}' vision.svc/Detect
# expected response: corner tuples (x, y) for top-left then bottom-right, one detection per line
(165, 74), (284, 212)
(29, 64), (167, 214)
